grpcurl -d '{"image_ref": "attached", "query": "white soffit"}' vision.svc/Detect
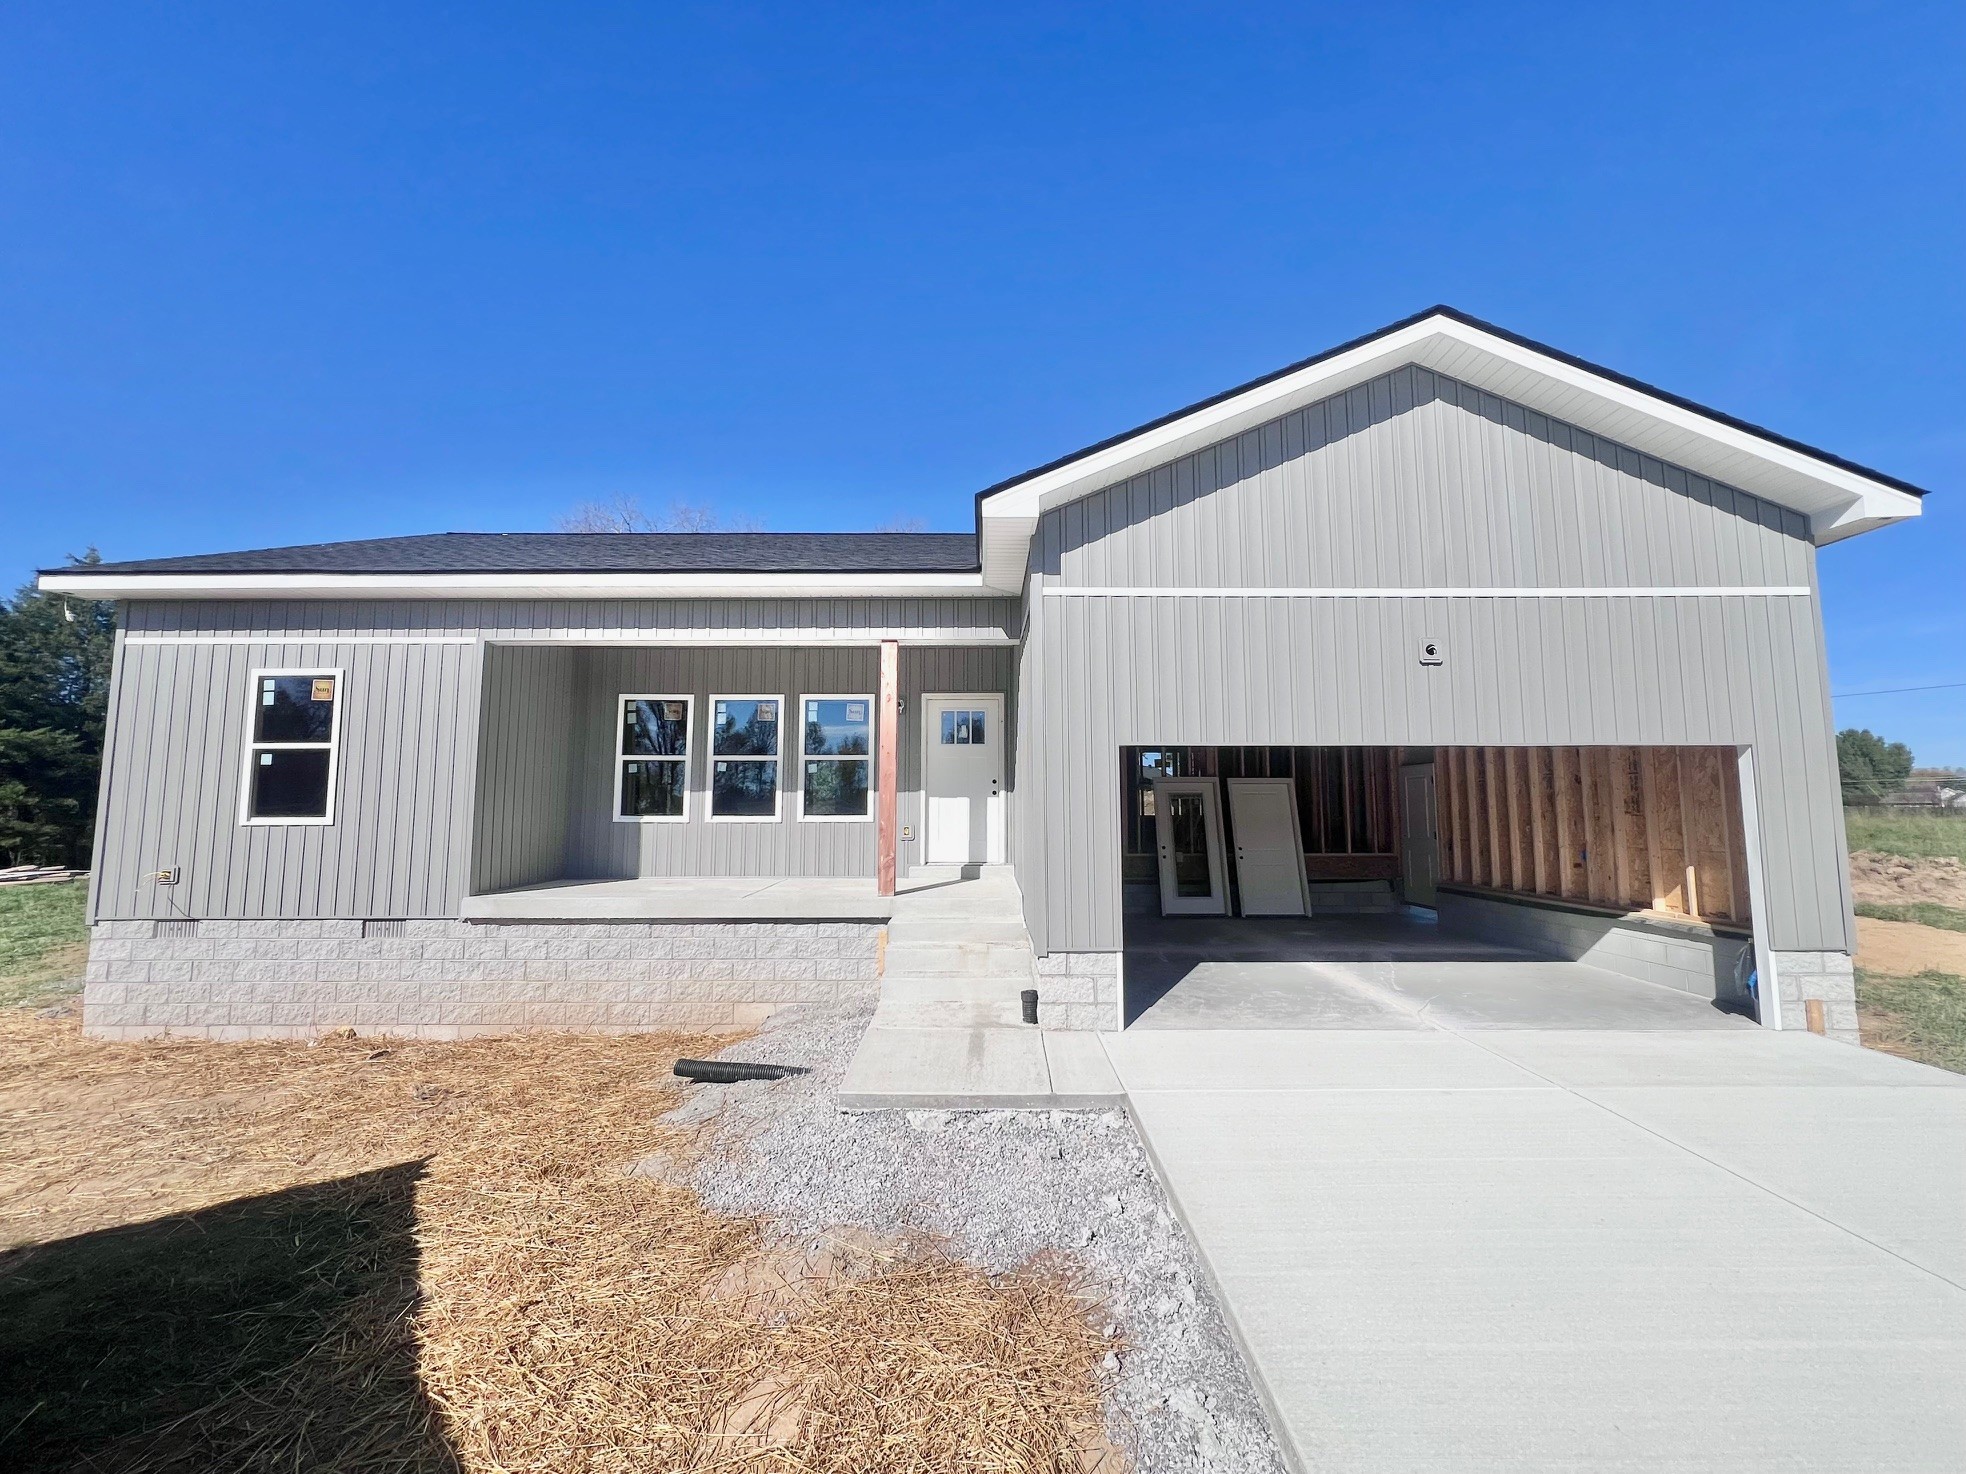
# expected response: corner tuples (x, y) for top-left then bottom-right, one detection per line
(974, 310), (1925, 588)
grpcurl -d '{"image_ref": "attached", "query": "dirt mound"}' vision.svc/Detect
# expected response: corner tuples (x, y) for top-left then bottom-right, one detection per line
(1849, 851), (1966, 909)
(1855, 916), (1966, 979)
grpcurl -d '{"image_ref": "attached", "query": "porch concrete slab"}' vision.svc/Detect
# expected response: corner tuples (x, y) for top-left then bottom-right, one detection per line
(460, 875), (893, 922)
(837, 1025), (1122, 1109)
(1111, 1031), (1966, 1472)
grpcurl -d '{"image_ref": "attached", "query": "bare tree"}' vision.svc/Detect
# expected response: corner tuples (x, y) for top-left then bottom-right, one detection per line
(556, 496), (762, 533)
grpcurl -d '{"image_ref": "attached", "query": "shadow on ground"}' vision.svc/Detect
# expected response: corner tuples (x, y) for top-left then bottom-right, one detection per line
(0, 1160), (459, 1473)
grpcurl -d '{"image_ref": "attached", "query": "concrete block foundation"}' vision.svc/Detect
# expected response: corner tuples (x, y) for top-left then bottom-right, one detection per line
(1032, 951), (1120, 1032)
(82, 918), (882, 1039)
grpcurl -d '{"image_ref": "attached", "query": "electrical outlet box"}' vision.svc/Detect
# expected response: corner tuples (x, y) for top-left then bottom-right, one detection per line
(901, 824), (915, 841)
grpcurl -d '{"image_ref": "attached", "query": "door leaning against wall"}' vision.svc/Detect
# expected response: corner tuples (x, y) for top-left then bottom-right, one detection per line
(921, 695), (1004, 865)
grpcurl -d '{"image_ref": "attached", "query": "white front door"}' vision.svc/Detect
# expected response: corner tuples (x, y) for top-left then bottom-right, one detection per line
(1400, 764), (1439, 905)
(922, 695), (1004, 864)
(1226, 778), (1309, 916)
(1153, 779), (1228, 915)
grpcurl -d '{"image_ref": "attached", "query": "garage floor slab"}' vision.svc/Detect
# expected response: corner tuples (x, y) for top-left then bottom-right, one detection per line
(1126, 910), (1752, 1031)
(1108, 1017), (1966, 1471)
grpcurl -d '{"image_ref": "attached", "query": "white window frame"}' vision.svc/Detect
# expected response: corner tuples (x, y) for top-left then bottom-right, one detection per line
(613, 693), (693, 824)
(797, 692), (876, 823)
(707, 692), (785, 823)
(239, 666), (344, 827)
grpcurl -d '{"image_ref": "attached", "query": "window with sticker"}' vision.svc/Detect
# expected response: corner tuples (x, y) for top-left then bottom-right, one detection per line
(801, 695), (873, 819)
(710, 696), (782, 819)
(243, 671), (341, 822)
(617, 695), (691, 820)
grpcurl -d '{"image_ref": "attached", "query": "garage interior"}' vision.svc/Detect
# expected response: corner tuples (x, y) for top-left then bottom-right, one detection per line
(1120, 744), (1762, 1029)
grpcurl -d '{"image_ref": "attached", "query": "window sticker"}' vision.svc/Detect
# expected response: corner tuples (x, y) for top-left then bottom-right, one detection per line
(846, 702), (866, 723)
(311, 678), (335, 702)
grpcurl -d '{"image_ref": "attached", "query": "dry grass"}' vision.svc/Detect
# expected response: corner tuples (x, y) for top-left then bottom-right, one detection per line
(0, 1015), (1118, 1472)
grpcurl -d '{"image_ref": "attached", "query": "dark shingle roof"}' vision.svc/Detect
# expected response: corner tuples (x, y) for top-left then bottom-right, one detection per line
(63, 532), (980, 577)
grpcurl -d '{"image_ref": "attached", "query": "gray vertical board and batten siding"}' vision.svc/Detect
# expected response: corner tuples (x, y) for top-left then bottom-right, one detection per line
(1015, 364), (1851, 958)
(96, 599), (1013, 920)
(94, 635), (483, 922)
(470, 645), (576, 894)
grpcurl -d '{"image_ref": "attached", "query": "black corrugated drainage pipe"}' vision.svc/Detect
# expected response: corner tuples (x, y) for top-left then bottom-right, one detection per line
(673, 1058), (810, 1083)
(1020, 989), (1038, 1025)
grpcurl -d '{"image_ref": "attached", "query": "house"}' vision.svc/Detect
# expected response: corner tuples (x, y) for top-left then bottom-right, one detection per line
(43, 307), (1926, 1045)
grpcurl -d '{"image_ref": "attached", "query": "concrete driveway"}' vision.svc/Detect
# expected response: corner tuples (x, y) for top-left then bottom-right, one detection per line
(1106, 962), (1966, 1472)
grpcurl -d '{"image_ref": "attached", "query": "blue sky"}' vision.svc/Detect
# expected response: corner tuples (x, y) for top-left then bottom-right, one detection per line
(2, 3), (1961, 761)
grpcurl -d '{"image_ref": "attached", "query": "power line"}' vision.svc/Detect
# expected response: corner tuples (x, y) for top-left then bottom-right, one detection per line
(1832, 680), (1966, 698)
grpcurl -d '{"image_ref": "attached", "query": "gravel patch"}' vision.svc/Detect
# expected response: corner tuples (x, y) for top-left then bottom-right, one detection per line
(659, 1004), (1287, 1474)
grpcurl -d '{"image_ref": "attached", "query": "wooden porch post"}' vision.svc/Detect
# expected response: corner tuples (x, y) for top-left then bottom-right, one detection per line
(877, 639), (899, 896)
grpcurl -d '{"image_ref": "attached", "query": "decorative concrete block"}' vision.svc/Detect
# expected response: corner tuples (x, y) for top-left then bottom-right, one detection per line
(81, 915), (884, 1038)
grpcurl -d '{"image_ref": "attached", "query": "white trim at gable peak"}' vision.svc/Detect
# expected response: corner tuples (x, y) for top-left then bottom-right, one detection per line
(972, 310), (1923, 591)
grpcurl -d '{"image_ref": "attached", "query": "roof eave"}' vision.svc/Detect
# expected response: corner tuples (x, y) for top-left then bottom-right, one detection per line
(34, 569), (999, 601)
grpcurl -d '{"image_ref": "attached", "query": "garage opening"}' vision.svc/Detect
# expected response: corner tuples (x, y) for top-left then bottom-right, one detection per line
(1120, 744), (1763, 1030)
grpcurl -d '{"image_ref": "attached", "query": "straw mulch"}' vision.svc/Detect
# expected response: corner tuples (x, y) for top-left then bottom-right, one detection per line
(0, 1013), (1120, 1473)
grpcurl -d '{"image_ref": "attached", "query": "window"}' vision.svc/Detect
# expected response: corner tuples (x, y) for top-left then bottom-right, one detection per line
(242, 670), (341, 823)
(709, 695), (782, 820)
(616, 695), (691, 821)
(800, 695), (873, 820)
(938, 708), (987, 745)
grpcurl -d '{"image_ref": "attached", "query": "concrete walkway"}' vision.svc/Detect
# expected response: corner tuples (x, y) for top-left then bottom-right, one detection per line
(837, 867), (1121, 1109)
(1109, 1021), (1966, 1472)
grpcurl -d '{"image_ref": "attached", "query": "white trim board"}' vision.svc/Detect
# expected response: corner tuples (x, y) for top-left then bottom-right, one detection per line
(1039, 585), (1813, 599)
(40, 569), (996, 600)
(122, 631), (1017, 647)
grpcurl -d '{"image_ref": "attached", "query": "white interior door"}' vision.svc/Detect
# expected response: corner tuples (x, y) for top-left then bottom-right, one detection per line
(1226, 778), (1309, 916)
(1400, 764), (1439, 905)
(1153, 779), (1228, 915)
(922, 695), (1004, 864)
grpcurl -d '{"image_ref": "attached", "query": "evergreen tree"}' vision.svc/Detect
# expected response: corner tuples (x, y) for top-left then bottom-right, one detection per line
(0, 552), (117, 865)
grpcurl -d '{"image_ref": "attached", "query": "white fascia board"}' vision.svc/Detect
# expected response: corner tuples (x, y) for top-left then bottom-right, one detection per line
(975, 314), (1922, 570)
(34, 569), (996, 600)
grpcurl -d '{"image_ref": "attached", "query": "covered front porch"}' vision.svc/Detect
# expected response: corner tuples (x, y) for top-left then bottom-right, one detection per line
(463, 639), (1015, 920)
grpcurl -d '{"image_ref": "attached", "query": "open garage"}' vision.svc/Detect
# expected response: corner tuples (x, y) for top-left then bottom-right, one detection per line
(1119, 742), (1765, 1029)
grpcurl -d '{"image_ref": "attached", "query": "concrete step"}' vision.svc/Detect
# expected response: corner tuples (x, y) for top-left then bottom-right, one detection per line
(886, 918), (1033, 947)
(878, 974), (1037, 1003)
(837, 1024), (1124, 1110)
(882, 943), (1034, 978)
(872, 997), (1028, 1029)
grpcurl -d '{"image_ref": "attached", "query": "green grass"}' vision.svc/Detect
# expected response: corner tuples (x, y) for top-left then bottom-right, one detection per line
(1857, 967), (1966, 1075)
(0, 880), (90, 1009)
(1843, 808), (1966, 863)
(1854, 900), (1966, 934)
